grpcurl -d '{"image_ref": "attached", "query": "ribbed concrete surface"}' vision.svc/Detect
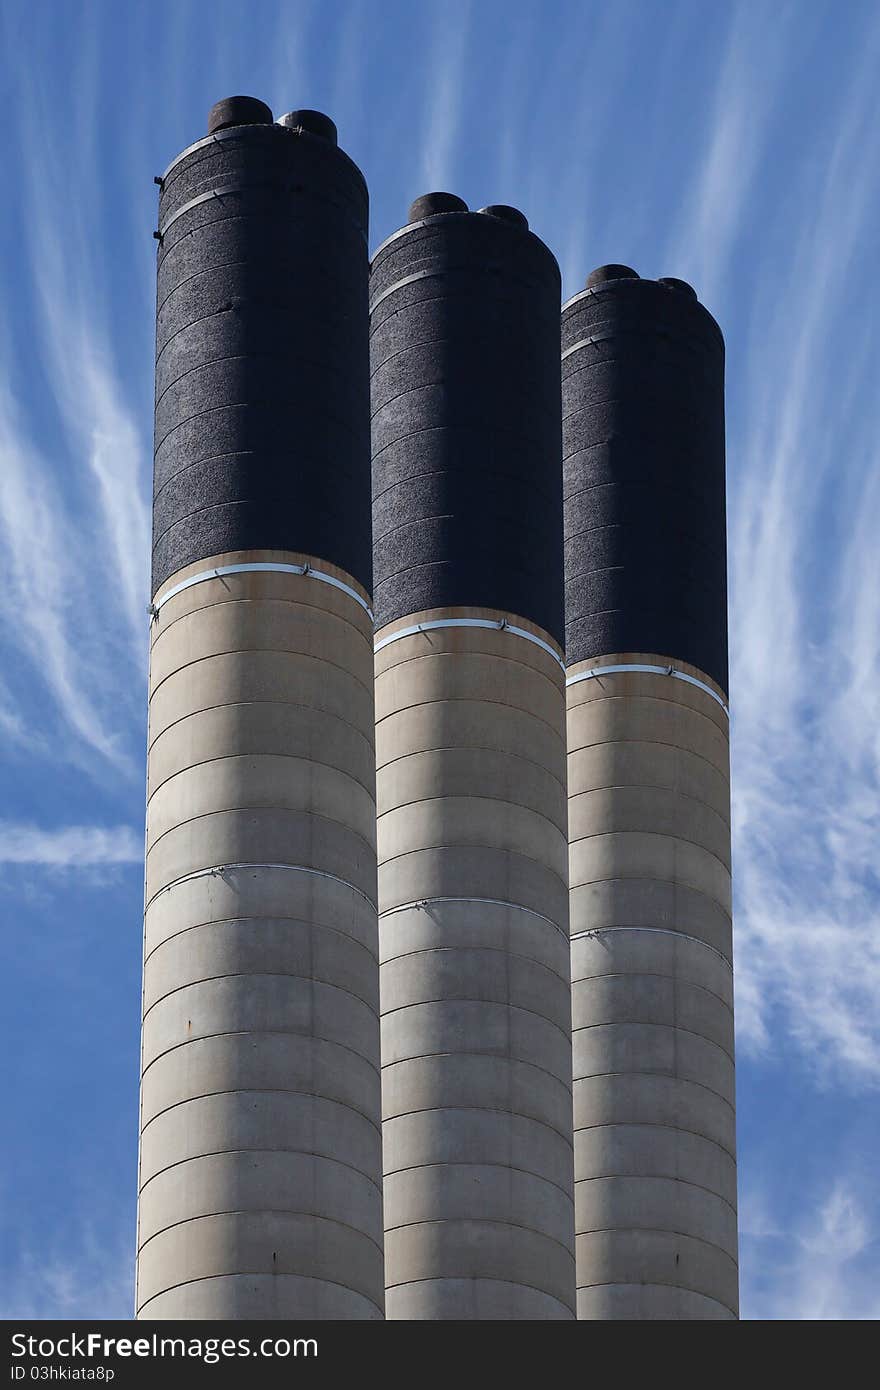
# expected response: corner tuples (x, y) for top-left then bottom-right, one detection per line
(567, 653), (737, 1320)
(136, 549), (383, 1320)
(376, 608), (576, 1319)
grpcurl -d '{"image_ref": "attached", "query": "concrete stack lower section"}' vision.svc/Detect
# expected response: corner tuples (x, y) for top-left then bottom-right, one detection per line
(567, 653), (738, 1319)
(375, 608), (576, 1319)
(137, 549), (384, 1319)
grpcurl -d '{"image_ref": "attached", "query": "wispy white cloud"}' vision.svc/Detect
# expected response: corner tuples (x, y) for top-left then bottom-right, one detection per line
(16, 53), (151, 664)
(741, 1176), (880, 1320)
(0, 822), (141, 868)
(665, 4), (797, 312)
(419, 1), (472, 191)
(676, 13), (880, 1082)
(268, 0), (315, 120)
(0, 28), (150, 778)
(0, 1215), (134, 1320)
(0, 386), (134, 770)
(0, 676), (46, 756)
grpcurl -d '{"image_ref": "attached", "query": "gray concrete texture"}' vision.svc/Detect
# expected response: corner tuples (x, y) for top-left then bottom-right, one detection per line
(567, 654), (738, 1319)
(375, 610), (577, 1318)
(136, 552), (383, 1320)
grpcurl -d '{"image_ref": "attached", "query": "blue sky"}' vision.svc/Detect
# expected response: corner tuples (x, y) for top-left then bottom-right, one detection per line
(0, 0), (877, 1320)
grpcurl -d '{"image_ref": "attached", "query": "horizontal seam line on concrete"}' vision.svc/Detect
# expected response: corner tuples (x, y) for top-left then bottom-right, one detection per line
(151, 498), (369, 575)
(380, 896), (567, 941)
(382, 1159), (574, 1204)
(153, 444), (360, 505)
(369, 377), (558, 427)
(380, 943), (569, 985)
(145, 863), (377, 914)
(570, 876), (731, 923)
(140, 1081), (381, 1135)
(147, 751), (374, 811)
(574, 1172), (738, 1215)
(138, 1207), (383, 1257)
(571, 1018), (735, 1066)
(574, 1279), (736, 1314)
(567, 692), (728, 740)
(377, 789), (566, 836)
(382, 1215), (575, 1262)
(379, 836), (568, 886)
(371, 462), (557, 509)
(139, 1147), (383, 1198)
(572, 1071), (734, 1114)
(151, 588), (372, 645)
(153, 345), (348, 413)
(144, 874), (376, 931)
(575, 1224), (738, 1266)
(382, 1102), (573, 1146)
(377, 785), (564, 823)
(148, 699), (375, 760)
(375, 695), (565, 745)
(375, 551), (556, 600)
(155, 256), (251, 317)
(568, 782), (730, 830)
(154, 392), (364, 456)
(376, 742), (564, 792)
(381, 1047), (571, 1093)
(370, 419), (541, 465)
(141, 969), (379, 1026)
(153, 446), (260, 499)
(381, 998), (571, 1044)
(144, 915), (379, 971)
(370, 508), (454, 548)
(569, 828), (732, 878)
(570, 926), (732, 968)
(375, 638), (564, 693)
(567, 736), (729, 784)
(136, 1270), (383, 1318)
(153, 306), (234, 368)
(149, 645), (374, 707)
(572, 970), (733, 1012)
(571, 830), (730, 868)
(570, 873), (729, 909)
(560, 390), (715, 424)
(569, 740), (728, 783)
(562, 480), (720, 519)
(374, 620), (564, 672)
(383, 1273), (574, 1307)
(574, 1120), (736, 1160)
(145, 802), (376, 864)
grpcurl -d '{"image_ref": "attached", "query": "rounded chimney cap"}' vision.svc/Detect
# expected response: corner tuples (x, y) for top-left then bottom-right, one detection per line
(278, 109), (338, 144)
(478, 204), (529, 229)
(207, 96), (273, 134)
(408, 192), (468, 222)
(585, 264), (640, 288)
(658, 276), (698, 299)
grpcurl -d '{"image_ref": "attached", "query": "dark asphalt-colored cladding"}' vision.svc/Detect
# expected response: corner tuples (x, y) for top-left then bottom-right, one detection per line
(151, 109), (371, 598)
(370, 208), (564, 644)
(562, 272), (728, 693)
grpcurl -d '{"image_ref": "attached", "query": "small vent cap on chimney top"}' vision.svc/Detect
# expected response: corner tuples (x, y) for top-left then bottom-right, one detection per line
(408, 192), (469, 222)
(207, 96), (273, 134)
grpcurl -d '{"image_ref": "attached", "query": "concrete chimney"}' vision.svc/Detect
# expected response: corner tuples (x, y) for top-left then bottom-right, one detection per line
(137, 99), (383, 1319)
(370, 198), (576, 1318)
(562, 268), (738, 1318)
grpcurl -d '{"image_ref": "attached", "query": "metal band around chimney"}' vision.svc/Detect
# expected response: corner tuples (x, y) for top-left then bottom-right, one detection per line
(150, 561), (373, 620)
(380, 895), (569, 941)
(159, 181), (370, 243)
(373, 616), (565, 670)
(145, 861), (378, 913)
(570, 924), (733, 969)
(566, 662), (729, 714)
